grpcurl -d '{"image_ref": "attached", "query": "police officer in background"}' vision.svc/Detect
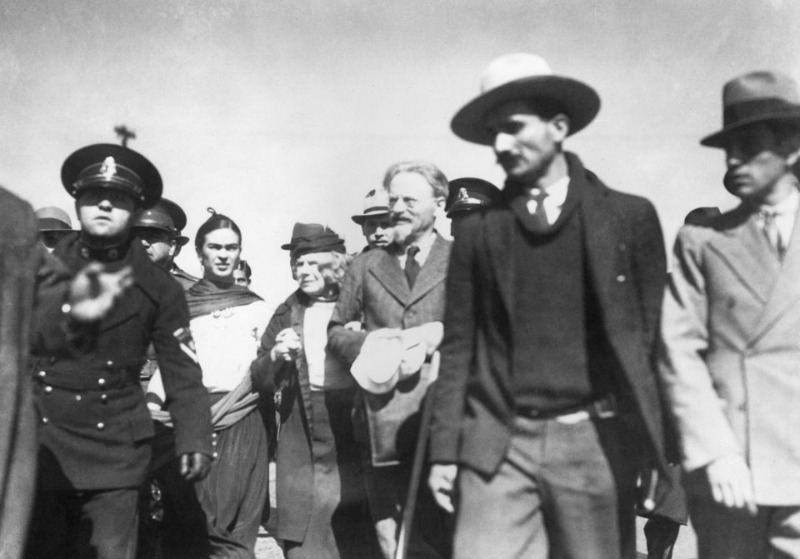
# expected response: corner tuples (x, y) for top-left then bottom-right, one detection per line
(444, 177), (503, 237)
(132, 197), (199, 289)
(26, 144), (213, 559)
(35, 206), (77, 253)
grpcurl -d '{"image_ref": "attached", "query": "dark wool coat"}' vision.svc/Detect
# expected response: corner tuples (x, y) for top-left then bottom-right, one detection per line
(31, 234), (213, 490)
(0, 187), (59, 556)
(251, 290), (365, 547)
(429, 152), (669, 476)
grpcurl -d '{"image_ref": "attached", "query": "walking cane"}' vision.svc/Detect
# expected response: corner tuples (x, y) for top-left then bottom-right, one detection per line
(395, 351), (440, 559)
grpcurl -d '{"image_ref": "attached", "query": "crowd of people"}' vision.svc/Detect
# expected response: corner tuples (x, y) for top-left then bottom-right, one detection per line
(2, 51), (800, 559)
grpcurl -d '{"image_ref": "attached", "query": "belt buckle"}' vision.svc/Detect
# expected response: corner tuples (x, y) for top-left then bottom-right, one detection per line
(593, 395), (618, 419)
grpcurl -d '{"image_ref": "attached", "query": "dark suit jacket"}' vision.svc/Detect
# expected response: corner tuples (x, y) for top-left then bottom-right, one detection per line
(328, 234), (451, 465)
(429, 152), (668, 476)
(31, 235), (213, 490)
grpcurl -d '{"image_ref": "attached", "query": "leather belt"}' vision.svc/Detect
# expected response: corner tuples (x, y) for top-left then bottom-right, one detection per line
(516, 394), (619, 424)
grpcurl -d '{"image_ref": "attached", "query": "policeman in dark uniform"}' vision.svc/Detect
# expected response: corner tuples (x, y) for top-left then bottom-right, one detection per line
(444, 177), (503, 237)
(26, 144), (213, 559)
(132, 197), (199, 290)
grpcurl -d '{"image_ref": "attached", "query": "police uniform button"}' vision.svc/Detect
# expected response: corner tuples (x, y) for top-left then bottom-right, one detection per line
(75, 394), (82, 401)
(106, 360), (114, 368)
(44, 386), (53, 394)
(616, 274), (626, 282)
(101, 394), (108, 403)
(98, 378), (106, 386)
(212, 452), (219, 459)
(97, 422), (105, 430)
(38, 371), (46, 378)
(211, 432), (218, 439)
(42, 417), (49, 424)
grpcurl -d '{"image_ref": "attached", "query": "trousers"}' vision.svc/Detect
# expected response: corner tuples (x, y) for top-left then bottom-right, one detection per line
(453, 414), (640, 559)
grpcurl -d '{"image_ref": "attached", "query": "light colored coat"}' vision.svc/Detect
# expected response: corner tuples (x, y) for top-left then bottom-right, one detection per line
(659, 204), (800, 505)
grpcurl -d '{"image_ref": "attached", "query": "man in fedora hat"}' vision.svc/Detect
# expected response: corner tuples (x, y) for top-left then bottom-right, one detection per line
(352, 188), (394, 251)
(427, 53), (669, 558)
(444, 177), (503, 237)
(132, 197), (199, 289)
(35, 206), (77, 253)
(329, 160), (453, 559)
(659, 71), (800, 558)
(25, 144), (213, 559)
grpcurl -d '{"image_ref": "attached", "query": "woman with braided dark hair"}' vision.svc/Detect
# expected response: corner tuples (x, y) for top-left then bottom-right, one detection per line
(147, 208), (272, 558)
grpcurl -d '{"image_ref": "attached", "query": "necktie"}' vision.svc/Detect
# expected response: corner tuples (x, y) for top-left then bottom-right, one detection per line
(761, 210), (784, 260)
(528, 189), (549, 230)
(404, 245), (420, 288)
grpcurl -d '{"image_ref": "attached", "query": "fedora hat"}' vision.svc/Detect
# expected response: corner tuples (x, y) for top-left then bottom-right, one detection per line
(451, 53), (601, 145)
(701, 71), (800, 148)
(61, 143), (162, 208)
(351, 189), (390, 225)
(35, 206), (76, 233)
(132, 198), (190, 246)
(350, 330), (404, 395)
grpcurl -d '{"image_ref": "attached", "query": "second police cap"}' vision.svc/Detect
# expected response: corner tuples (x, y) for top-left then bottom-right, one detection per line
(445, 177), (503, 217)
(61, 143), (163, 208)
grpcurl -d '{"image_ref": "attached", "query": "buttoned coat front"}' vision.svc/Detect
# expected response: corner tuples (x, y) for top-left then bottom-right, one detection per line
(429, 153), (668, 476)
(659, 205), (800, 504)
(31, 236), (213, 490)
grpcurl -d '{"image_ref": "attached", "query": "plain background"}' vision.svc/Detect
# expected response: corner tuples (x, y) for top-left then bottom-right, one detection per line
(1, 0), (798, 304)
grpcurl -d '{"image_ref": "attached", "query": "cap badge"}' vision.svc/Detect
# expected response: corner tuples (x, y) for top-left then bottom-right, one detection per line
(100, 156), (117, 181)
(456, 187), (470, 202)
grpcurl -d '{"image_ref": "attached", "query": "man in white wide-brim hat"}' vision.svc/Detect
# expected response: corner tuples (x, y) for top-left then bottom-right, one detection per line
(428, 53), (669, 559)
(659, 71), (800, 559)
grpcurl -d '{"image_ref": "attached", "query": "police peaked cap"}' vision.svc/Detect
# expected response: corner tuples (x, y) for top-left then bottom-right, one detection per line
(61, 143), (163, 208)
(445, 177), (503, 217)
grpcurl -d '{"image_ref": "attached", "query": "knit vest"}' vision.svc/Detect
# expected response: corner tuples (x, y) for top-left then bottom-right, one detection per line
(509, 185), (618, 412)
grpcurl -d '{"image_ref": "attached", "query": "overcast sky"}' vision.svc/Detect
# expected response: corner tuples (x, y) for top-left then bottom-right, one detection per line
(2, 0), (798, 303)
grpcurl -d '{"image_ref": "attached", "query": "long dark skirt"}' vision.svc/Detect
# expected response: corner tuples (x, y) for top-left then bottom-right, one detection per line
(151, 406), (269, 559)
(282, 389), (378, 559)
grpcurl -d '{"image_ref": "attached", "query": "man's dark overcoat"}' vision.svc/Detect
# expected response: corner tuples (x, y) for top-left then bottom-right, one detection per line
(429, 152), (668, 475)
(30, 234), (213, 490)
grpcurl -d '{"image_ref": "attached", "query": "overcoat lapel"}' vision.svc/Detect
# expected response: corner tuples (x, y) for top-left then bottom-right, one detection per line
(289, 297), (314, 443)
(707, 212), (779, 305)
(408, 235), (449, 307)
(751, 204), (800, 343)
(485, 208), (517, 322)
(370, 249), (410, 306)
(581, 180), (618, 308)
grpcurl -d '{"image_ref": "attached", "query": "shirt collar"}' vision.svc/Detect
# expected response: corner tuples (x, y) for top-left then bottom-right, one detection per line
(530, 175), (569, 207)
(760, 187), (800, 216)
